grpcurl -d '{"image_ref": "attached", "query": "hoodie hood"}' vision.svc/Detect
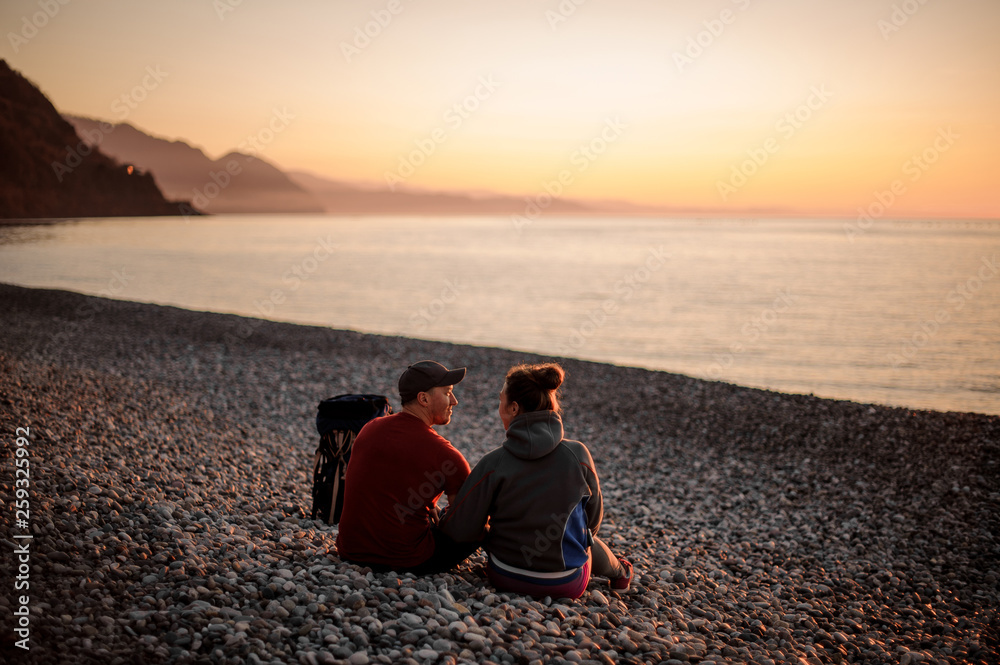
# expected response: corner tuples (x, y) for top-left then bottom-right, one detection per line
(503, 410), (564, 460)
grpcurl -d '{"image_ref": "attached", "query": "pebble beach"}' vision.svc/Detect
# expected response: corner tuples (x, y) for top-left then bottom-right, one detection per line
(1, 282), (997, 665)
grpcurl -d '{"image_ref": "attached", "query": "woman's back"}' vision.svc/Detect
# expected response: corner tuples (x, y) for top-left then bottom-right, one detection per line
(441, 361), (632, 596)
(476, 410), (601, 572)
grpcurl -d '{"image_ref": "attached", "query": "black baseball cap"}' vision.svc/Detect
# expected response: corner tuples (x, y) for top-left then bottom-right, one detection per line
(398, 360), (466, 403)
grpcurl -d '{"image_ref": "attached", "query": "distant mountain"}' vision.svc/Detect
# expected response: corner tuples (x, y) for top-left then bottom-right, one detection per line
(287, 171), (604, 216)
(288, 172), (679, 217)
(63, 110), (672, 217)
(66, 114), (655, 216)
(65, 116), (324, 214)
(294, 170), (692, 216)
(0, 60), (186, 219)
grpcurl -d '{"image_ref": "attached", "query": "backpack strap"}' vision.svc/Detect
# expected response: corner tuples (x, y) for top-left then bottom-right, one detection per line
(327, 431), (353, 523)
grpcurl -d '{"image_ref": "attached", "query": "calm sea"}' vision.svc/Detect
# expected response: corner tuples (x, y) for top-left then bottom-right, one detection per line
(1, 215), (998, 415)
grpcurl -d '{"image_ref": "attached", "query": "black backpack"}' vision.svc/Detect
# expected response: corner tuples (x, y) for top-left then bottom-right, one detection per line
(311, 394), (392, 524)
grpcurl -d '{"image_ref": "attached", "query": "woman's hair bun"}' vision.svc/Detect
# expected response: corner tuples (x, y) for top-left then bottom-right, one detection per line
(504, 362), (565, 413)
(531, 364), (564, 391)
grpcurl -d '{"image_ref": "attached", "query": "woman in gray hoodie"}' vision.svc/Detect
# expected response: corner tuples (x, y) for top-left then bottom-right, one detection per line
(439, 363), (632, 598)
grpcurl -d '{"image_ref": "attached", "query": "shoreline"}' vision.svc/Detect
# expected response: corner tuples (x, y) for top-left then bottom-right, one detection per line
(0, 273), (993, 419)
(1, 283), (998, 664)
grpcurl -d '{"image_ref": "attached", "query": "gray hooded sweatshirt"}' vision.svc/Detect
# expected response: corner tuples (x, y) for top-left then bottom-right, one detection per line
(439, 410), (603, 573)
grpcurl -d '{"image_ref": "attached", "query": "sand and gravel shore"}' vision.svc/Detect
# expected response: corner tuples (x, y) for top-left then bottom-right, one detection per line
(1, 282), (997, 665)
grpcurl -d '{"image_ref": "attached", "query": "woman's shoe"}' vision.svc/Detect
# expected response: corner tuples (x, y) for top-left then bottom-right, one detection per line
(610, 558), (633, 590)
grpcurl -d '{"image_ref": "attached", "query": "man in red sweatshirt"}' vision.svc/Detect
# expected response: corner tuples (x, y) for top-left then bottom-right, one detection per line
(335, 360), (478, 573)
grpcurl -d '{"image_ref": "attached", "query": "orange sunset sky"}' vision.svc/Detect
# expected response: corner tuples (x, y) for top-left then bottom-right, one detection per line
(3, 0), (998, 218)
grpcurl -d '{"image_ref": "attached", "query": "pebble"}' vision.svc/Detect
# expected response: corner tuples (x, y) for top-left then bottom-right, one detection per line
(2, 285), (998, 665)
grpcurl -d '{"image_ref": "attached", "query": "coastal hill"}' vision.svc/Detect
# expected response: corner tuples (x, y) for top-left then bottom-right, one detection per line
(66, 115), (661, 216)
(65, 116), (325, 215)
(287, 170), (598, 216)
(0, 60), (186, 219)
